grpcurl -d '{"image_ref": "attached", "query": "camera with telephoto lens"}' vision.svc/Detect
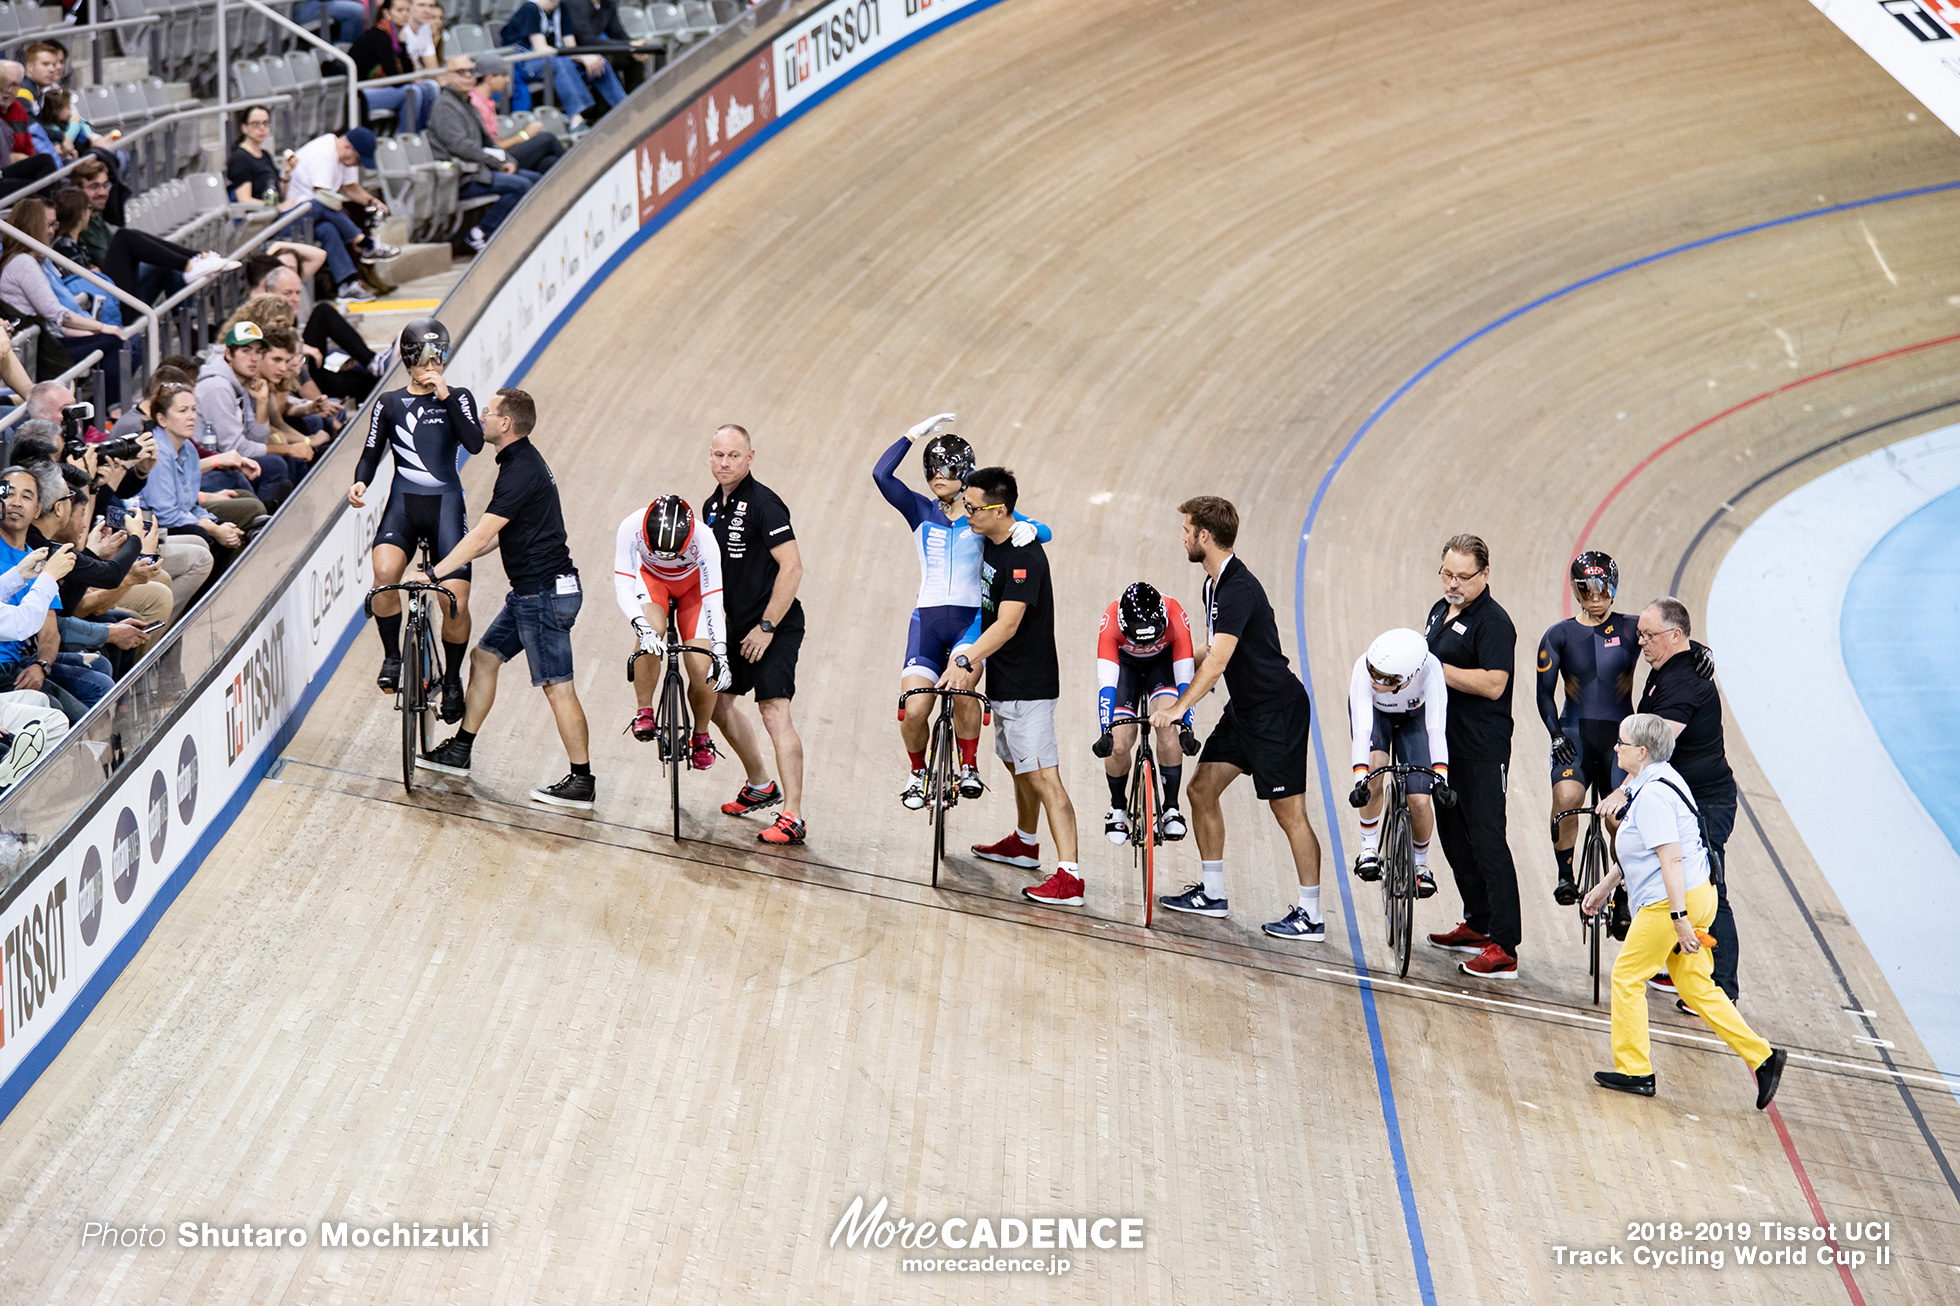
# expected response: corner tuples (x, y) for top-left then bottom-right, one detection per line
(95, 435), (144, 461)
(59, 402), (94, 458)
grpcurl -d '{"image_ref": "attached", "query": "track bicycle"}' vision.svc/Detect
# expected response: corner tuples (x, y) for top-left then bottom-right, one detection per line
(626, 597), (726, 842)
(1349, 758), (1456, 978)
(366, 540), (455, 795)
(1552, 787), (1614, 1005)
(1094, 702), (1201, 928)
(897, 686), (990, 887)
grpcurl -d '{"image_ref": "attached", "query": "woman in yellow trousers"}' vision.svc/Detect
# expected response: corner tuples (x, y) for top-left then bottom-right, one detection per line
(1582, 713), (1787, 1107)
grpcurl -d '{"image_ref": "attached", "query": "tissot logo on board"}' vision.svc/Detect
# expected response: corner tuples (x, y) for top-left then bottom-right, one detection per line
(225, 620), (289, 766)
(4, 875), (69, 1044)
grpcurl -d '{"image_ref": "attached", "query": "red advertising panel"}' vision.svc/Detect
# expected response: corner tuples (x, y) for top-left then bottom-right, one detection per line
(636, 101), (702, 225)
(702, 51), (777, 170)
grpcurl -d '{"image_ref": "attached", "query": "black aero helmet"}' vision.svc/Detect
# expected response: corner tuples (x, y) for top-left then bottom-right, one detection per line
(1118, 581), (1167, 646)
(922, 432), (975, 482)
(400, 317), (450, 369)
(1570, 550), (1618, 597)
(642, 494), (693, 557)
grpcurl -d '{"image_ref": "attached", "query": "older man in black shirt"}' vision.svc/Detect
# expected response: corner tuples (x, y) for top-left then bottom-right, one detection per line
(1150, 495), (1326, 941)
(1603, 596), (1743, 1002)
(414, 388), (595, 810)
(1424, 533), (1523, 980)
(701, 423), (808, 846)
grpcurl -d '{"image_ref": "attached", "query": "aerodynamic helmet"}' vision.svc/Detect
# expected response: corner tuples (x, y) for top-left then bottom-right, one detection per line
(1118, 582), (1168, 648)
(1569, 550), (1618, 598)
(642, 494), (693, 558)
(922, 432), (975, 483)
(1365, 628), (1429, 689)
(399, 317), (450, 369)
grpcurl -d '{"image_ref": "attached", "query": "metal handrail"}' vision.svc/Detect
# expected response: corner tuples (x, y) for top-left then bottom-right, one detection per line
(0, 94), (295, 214)
(223, 0), (360, 130)
(150, 201), (309, 319)
(13, 12), (160, 41)
(0, 348), (105, 436)
(0, 221), (160, 371)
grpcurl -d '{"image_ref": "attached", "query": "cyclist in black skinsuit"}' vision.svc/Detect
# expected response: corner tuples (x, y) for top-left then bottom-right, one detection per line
(1536, 551), (1637, 905)
(348, 318), (484, 722)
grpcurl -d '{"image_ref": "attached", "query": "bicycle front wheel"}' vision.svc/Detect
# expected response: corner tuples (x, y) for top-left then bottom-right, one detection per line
(400, 607), (421, 795)
(1132, 753), (1156, 927)
(1387, 807), (1415, 978)
(665, 671), (685, 841)
(929, 713), (955, 887)
(1580, 818), (1608, 1005)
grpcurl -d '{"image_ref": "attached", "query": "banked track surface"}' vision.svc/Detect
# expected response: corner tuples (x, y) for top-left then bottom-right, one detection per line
(2, 0), (1958, 1301)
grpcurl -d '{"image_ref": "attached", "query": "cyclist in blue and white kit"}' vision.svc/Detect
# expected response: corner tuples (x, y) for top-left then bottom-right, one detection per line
(1348, 627), (1449, 899)
(873, 412), (1050, 809)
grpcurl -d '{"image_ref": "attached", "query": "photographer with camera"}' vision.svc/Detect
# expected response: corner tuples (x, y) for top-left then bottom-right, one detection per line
(12, 409), (157, 537)
(0, 467), (88, 719)
(28, 461), (165, 674)
(0, 534), (76, 781)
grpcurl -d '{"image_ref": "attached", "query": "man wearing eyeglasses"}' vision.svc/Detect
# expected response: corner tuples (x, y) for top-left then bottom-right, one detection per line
(1423, 533), (1522, 980)
(1598, 596), (1742, 1004)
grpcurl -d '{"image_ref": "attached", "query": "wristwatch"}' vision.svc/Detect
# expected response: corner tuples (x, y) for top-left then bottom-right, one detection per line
(953, 654), (973, 671)
(1669, 910), (1688, 920)
(758, 619), (775, 634)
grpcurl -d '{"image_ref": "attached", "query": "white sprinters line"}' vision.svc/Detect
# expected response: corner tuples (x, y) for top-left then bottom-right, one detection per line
(1861, 219), (1899, 285)
(1312, 968), (1960, 1091)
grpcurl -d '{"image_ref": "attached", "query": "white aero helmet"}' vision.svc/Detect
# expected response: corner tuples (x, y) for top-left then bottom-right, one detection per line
(1365, 628), (1429, 687)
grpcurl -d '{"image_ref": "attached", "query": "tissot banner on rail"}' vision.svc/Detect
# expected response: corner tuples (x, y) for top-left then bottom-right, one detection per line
(1812, 0), (1960, 135)
(773, 0), (986, 115)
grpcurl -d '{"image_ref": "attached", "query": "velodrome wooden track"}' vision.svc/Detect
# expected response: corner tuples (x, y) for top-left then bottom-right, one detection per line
(6, 0), (1960, 1300)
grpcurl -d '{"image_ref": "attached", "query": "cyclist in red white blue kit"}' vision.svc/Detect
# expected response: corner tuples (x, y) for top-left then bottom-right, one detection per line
(1092, 582), (1196, 844)
(872, 412), (1050, 823)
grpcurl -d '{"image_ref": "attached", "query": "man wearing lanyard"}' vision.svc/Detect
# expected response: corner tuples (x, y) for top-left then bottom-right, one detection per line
(414, 388), (595, 809)
(1423, 533), (1523, 979)
(700, 423), (809, 846)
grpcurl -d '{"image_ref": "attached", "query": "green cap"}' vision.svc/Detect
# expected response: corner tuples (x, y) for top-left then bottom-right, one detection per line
(223, 321), (265, 348)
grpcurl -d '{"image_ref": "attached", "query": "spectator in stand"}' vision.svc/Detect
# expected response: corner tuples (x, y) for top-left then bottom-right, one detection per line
(563, 0), (653, 95)
(227, 106), (296, 205)
(294, 0), (370, 47)
(1, 59), (61, 197)
(0, 539), (74, 775)
(25, 459), (152, 684)
(48, 187), (237, 314)
(137, 380), (239, 591)
(404, 0), (444, 70)
(12, 398), (157, 533)
(244, 255), (376, 404)
(350, 0), (439, 133)
(427, 57), (537, 252)
(100, 374), (216, 607)
(18, 43), (62, 120)
(196, 322), (294, 511)
(261, 327), (337, 457)
(282, 128), (400, 303)
(105, 362), (197, 438)
(469, 55), (564, 175)
(32, 88), (91, 160)
(501, 0), (627, 123)
(0, 465), (90, 719)
(0, 198), (132, 411)
(0, 318), (35, 412)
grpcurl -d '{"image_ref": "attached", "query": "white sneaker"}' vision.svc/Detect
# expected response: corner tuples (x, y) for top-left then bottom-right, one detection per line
(185, 252), (241, 282)
(465, 226), (489, 252)
(1104, 806), (1130, 844)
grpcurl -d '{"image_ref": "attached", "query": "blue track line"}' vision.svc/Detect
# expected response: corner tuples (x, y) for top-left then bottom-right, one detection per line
(1289, 175), (1960, 1305)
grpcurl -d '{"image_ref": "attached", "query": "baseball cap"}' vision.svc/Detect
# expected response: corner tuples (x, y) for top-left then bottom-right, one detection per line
(223, 321), (266, 349)
(343, 126), (377, 169)
(472, 53), (508, 77)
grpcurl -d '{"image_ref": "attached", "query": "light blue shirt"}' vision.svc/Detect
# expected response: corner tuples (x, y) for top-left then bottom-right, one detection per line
(1614, 760), (1711, 911)
(139, 429), (217, 528)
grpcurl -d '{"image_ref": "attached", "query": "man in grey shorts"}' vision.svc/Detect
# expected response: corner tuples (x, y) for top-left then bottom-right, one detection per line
(936, 466), (1082, 906)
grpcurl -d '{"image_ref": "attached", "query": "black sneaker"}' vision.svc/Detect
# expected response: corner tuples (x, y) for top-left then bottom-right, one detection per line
(1753, 1048), (1787, 1110)
(1553, 874), (1579, 906)
(530, 773), (596, 809)
(416, 735), (473, 776)
(1609, 894), (1632, 941)
(1262, 906), (1325, 941)
(1158, 883), (1228, 918)
(1594, 1070), (1656, 1097)
(377, 657), (402, 694)
(440, 679), (465, 724)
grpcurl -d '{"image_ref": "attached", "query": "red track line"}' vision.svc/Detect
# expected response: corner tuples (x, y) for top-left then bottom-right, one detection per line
(1765, 1097), (1866, 1305)
(1563, 331), (1960, 617)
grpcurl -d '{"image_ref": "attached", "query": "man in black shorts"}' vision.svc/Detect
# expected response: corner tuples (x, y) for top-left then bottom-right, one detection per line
(412, 388), (596, 810)
(1149, 495), (1326, 942)
(348, 318), (483, 723)
(700, 423), (808, 846)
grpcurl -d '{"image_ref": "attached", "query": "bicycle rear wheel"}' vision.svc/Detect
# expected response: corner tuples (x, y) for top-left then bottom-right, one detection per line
(399, 605), (421, 795)
(1386, 804), (1415, 978)
(928, 712), (952, 886)
(1132, 752), (1156, 927)
(1580, 817), (1607, 1005)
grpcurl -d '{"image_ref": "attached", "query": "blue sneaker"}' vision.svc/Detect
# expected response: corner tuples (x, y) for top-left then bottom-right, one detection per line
(1158, 883), (1228, 918)
(1262, 906), (1325, 941)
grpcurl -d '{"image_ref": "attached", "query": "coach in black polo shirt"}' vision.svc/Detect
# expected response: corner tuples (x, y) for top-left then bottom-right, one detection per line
(1150, 496), (1326, 941)
(414, 387), (596, 811)
(1614, 596), (1742, 1001)
(1424, 533), (1523, 979)
(701, 423), (809, 846)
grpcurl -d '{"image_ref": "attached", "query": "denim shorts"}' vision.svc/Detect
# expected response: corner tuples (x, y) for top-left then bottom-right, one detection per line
(479, 578), (581, 687)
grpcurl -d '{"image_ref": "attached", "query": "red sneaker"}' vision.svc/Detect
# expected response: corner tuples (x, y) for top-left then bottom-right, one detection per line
(971, 832), (1039, 868)
(629, 707), (657, 741)
(1458, 942), (1518, 980)
(1648, 973), (1677, 994)
(689, 732), (716, 770)
(757, 812), (805, 845)
(1426, 921), (1491, 954)
(721, 781), (782, 816)
(1022, 869), (1084, 906)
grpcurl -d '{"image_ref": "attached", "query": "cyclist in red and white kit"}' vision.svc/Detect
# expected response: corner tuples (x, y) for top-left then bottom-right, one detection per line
(1093, 582), (1197, 844)
(615, 494), (730, 770)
